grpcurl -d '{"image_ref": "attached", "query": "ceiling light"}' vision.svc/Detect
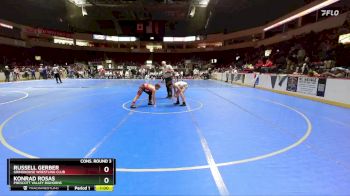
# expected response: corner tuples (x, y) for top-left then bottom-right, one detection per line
(0, 23), (13, 29)
(264, 0), (340, 31)
(82, 6), (88, 16)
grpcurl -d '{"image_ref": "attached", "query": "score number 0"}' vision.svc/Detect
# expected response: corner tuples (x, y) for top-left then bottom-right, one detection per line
(103, 166), (110, 184)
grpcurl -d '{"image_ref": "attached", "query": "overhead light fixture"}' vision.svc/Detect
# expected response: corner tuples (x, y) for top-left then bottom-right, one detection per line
(184, 36), (196, 42)
(189, 6), (196, 17)
(198, 0), (210, 7)
(82, 6), (88, 16)
(95, 35), (137, 42)
(0, 23), (13, 29)
(93, 34), (106, 40)
(106, 36), (118, 41)
(53, 37), (74, 45)
(264, 0), (340, 31)
(163, 36), (197, 42)
(68, 0), (88, 7)
(164, 37), (175, 42)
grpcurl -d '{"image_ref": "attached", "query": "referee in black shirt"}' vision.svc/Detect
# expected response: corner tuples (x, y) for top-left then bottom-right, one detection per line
(161, 61), (174, 98)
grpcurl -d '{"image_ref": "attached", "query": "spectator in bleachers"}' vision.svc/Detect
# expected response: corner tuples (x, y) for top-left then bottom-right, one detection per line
(261, 58), (275, 73)
(255, 59), (264, 71)
(321, 67), (347, 78)
(31, 67), (36, 79)
(14, 67), (20, 81)
(4, 66), (10, 82)
(39, 66), (44, 79)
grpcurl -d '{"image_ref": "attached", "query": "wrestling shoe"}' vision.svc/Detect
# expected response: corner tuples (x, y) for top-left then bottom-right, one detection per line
(180, 102), (186, 106)
(130, 105), (137, 109)
(174, 101), (180, 105)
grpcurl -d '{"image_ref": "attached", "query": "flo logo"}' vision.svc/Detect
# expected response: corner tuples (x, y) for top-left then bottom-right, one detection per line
(321, 10), (340, 16)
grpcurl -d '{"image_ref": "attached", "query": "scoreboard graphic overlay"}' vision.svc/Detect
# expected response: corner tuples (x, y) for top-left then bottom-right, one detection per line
(7, 158), (116, 191)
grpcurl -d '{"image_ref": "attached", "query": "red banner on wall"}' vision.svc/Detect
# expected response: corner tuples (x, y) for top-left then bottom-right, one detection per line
(25, 28), (73, 38)
(136, 23), (144, 33)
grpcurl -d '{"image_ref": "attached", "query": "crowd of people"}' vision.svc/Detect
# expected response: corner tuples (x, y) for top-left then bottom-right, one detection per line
(1, 22), (349, 82)
(214, 23), (350, 79)
(1, 64), (95, 82)
(0, 61), (212, 83)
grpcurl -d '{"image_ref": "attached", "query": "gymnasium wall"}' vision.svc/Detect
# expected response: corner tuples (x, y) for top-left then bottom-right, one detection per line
(212, 72), (350, 108)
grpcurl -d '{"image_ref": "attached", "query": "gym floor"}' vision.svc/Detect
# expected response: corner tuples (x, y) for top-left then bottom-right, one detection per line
(1, 79), (350, 195)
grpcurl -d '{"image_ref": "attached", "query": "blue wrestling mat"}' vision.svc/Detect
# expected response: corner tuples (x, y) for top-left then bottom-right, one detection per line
(1, 79), (350, 195)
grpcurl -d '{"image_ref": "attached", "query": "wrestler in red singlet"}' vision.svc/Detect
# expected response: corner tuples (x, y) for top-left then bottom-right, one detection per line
(130, 83), (161, 108)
